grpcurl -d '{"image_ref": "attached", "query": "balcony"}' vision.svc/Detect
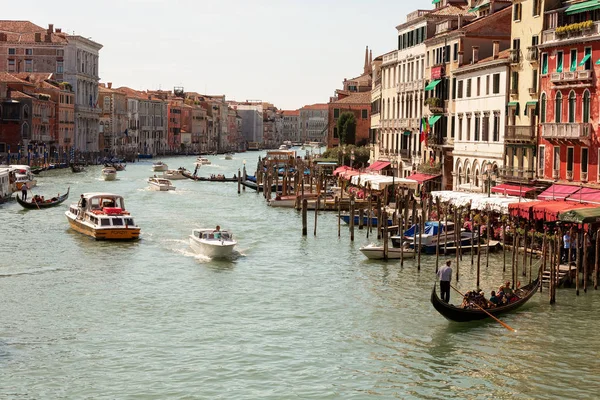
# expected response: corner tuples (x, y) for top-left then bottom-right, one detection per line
(542, 21), (600, 44)
(509, 49), (520, 64)
(550, 70), (593, 86)
(552, 170), (559, 180)
(500, 168), (535, 182)
(505, 125), (535, 143)
(510, 87), (519, 96)
(526, 46), (539, 62)
(542, 122), (591, 143)
(567, 171), (574, 181)
(582, 172), (588, 182)
(424, 97), (444, 114)
(528, 87), (537, 95)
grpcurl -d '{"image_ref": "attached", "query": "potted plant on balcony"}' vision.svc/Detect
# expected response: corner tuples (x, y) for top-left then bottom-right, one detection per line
(424, 97), (442, 111)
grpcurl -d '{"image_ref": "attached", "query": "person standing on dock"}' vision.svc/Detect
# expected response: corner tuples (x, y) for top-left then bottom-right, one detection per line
(437, 260), (453, 303)
(562, 231), (571, 263)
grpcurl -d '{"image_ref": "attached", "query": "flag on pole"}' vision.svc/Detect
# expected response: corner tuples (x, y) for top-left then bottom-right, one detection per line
(419, 117), (430, 143)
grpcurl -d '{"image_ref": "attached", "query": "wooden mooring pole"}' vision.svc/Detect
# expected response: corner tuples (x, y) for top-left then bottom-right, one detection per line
(596, 228), (600, 290)
(349, 195), (355, 242)
(301, 198), (308, 236)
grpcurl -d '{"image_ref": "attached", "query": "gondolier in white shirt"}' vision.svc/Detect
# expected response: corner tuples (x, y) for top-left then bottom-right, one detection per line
(437, 260), (453, 303)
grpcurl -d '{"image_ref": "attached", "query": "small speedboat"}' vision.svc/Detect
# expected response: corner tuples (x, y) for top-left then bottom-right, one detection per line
(148, 176), (176, 191)
(152, 161), (168, 172)
(224, 153), (233, 160)
(359, 243), (416, 260)
(189, 228), (237, 258)
(163, 168), (188, 180)
(101, 167), (117, 181)
(195, 157), (211, 165)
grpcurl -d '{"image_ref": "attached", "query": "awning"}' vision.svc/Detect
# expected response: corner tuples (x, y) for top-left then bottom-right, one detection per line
(566, 187), (600, 204)
(431, 190), (534, 214)
(560, 207), (600, 224)
(507, 101), (520, 116)
(524, 101), (538, 116)
(491, 184), (537, 197)
(350, 174), (418, 190)
(509, 201), (540, 219)
(566, 0), (600, 15)
(579, 53), (592, 66)
(366, 161), (391, 171)
(425, 79), (441, 91)
(403, 130), (411, 136)
(428, 114), (442, 125)
(532, 201), (595, 222)
(333, 165), (354, 176)
(596, 58), (600, 65)
(538, 184), (580, 201)
(432, 0), (441, 4)
(406, 173), (441, 183)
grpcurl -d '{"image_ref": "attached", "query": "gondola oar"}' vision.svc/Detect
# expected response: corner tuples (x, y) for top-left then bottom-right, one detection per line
(450, 285), (516, 332)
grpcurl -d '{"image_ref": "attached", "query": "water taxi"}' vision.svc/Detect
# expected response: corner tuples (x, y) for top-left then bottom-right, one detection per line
(163, 168), (188, 180)
(65, 193), (140, 240)
(101, 167), (117, 181)
(189, 227), (237, 258)
(2, 165), (37, 190)
(224, 153), (234, 160)
(148, 176), (176, 191)
(194, 157), (211, 165)
(152, 161), (168, 172)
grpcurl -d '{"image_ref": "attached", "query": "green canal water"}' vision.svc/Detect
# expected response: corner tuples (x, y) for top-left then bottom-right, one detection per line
(1, 152), (599, 399)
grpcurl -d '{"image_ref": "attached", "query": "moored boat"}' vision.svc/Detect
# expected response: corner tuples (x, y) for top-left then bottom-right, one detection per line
(148, 176), (176, 191)
(101, 167), (117, 181)
(65, 193), (140, 240)
(17, 188), (70, 209)
(163, 168), (188, 180)
(340, 213), (394, 226)
(189, 227), (237, 258)
(6, 165), (37, 190)
(70, 163), (85, 173)
(430, 276), (540, 322)
(224, 153), (234, 160)
(152, 161), (168, 171)
(359, 243), (417, 260)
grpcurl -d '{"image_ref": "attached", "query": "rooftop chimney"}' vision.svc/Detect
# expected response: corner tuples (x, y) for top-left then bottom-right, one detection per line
(458, 15), (462, 30)
(48, 24), (54, 34)
(107, 82), (112, 89)
(472, 46), (479, 64)
(56, 28), (62, 33)
(493, 41), (500, 59)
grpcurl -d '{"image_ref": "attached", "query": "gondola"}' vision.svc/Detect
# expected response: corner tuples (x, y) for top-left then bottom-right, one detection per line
(70, 164), (85, 173)
(16, 187), (70, 209)
(181, 170), (238, 182)
(430, 275), (540, 322)
(31, 166), (48, 175)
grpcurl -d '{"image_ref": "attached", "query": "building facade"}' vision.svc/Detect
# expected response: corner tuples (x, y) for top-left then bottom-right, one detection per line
(299, 104), (328, 144)
(281, 110), (299, 143)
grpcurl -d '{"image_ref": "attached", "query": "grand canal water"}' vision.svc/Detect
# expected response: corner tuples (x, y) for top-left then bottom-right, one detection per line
(1, 152), (599, 399)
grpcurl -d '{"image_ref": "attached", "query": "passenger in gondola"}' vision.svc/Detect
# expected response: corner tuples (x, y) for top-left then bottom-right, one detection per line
(488, 291), (499, 308)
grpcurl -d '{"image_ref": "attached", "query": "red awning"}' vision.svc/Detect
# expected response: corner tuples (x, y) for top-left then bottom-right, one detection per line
(537, 184), (581, 201)
(566, 187), (600, 204)
(532, 201), (595, 222)
(333, 166), (352, 176)
(491, 184), (537, 197)
(366, 161), (391, 171)
(405, 173), (441, 183)
(508, 201), (539, 219)
(340, 169), (360, 180)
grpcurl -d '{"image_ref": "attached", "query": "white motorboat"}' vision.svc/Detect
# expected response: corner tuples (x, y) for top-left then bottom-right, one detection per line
(148, 176), (176, 191)
(65, 192), (140, 240)
(195, 157), (211, 165)
(224, 153), (234, 160)
(152, 161), (168, 171)
(101, 167), (117, 181)
(162, 168), (188, 180)
(4, 165), (37, 190)
(359, 243), (417, 260)
(189, 227), (237, 258)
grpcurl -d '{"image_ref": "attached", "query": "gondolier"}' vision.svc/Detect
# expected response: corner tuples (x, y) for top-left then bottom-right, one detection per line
(21, 183), (28, 201)
(437, 260), (452, 303)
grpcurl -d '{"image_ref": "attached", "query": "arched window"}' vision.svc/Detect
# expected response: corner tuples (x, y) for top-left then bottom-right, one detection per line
(466, 167), (471, 184)
(583, 90), (591, 123)
(555, 91), (562, 123)
(23, 104), (29, 120)
(540, 93), (546, 123)
(568, 91), (576, 123)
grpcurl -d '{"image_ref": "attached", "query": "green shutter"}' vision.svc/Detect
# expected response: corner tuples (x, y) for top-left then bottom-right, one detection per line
(557, 53), (563, 72)
(571, 52), (578, 71)
(424, 79), (441, 91)
(542, 54), (548, 74)
(428, 115), (442, 125)
(579, 53), (591, 66)
(432, 0), (441, 3)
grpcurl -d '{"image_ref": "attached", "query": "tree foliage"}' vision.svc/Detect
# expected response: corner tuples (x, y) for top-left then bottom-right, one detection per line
(322, 145), (371, 168)
(336, 112), (356, 145)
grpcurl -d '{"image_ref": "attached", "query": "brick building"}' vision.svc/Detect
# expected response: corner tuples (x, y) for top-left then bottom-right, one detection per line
(328, 91), (372, 147)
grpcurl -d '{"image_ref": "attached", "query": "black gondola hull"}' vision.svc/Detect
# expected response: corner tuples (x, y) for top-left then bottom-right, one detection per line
(17, 188), (70, 209)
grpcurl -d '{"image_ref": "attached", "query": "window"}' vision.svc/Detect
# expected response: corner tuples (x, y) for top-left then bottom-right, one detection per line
(532, 69), (538, 94)
(444, 45), (450, 63)
(103, 96), (110, 112)
(511, 71), (519, 94)
(582, 147), (589, 174)
(533, 0), (541, 16)
(333, 109), (339, 118)
(541, 53), (548, 75)
(451, 115), (455, 139)
(25, 48), (33, 55)
(493, 113), (500, 142)
(25, 59), (32, 72)
(8, 48), (16, 55)
(492, 74), (500, 94)
(57, 61), (63, 73)
(583, 90), (590, 123)
(556, 51), (563, 72)
(567, 147), (574, 173)
(568, 91), (576, 123)
(513, 3), (522, 21)
(474, 115), (480, 141)
(555, 92), (562, 123)
(466, 79), (472, 97)
(538, 145), (545, 177)
(553, 146), (560, 173)
(458, 116), (463, 141)
(333, 127), (338, 138)
(570, 49), (577, 72)
(466, 116), (471, 141)
(361, 109), (368, 119)
(584, 47), (592, 70)
(540, 93), (546, 123)
(476, 77), (481, 97)
(486, 75), (490, 95)
(7, 59), (15, 72)
(482, 114), (489, 141)
(457, 80), (463, 99)
(453, 43), (458, 61)
(513, 38), (521, 51)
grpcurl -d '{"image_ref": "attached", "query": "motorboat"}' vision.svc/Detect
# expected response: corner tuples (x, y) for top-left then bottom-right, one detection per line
(359, 243), (417, 260)
(65, 193), (140, 240)
(162, 168), (188, 180)
(195, 157), (211, 165)
(152, 161), (168, 172)
(391, 222), (479, 254)
(189, 228), (237, 258)
(101, 167), (117, 181)
(224, 153), (234, 160)
(0, 168), (11, 203)
(4, 165), (37, 190)
(148, 176), (176, 191)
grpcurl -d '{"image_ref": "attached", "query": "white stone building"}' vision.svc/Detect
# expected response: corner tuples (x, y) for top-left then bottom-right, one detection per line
(452, 46), (509, 193)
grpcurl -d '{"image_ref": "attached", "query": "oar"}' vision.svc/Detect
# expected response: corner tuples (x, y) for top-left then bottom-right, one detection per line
(450, 284), (516, 333)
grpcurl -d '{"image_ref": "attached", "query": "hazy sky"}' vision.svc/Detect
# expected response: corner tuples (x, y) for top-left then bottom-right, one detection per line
(3, 0), (429, 110)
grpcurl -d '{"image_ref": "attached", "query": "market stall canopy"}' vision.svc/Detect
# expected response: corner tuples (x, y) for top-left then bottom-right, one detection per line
(338, 169), (360, 180)
(509, 201), (541, 219)
(333, 166), (355, 176)
(431, 190), (532, 214)
(559, 207), (600, 224)
(537, 184), (581, 201)
(566, 187), (600, 204)
(532, 201), (595, 222)
(491, 183), (538, 197)
(406, 173), (441, 184)
(366, 161), (391, 172)
(350, 174), (417, 190)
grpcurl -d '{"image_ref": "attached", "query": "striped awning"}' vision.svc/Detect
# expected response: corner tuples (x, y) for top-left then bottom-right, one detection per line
(566, 0), (600, 15)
